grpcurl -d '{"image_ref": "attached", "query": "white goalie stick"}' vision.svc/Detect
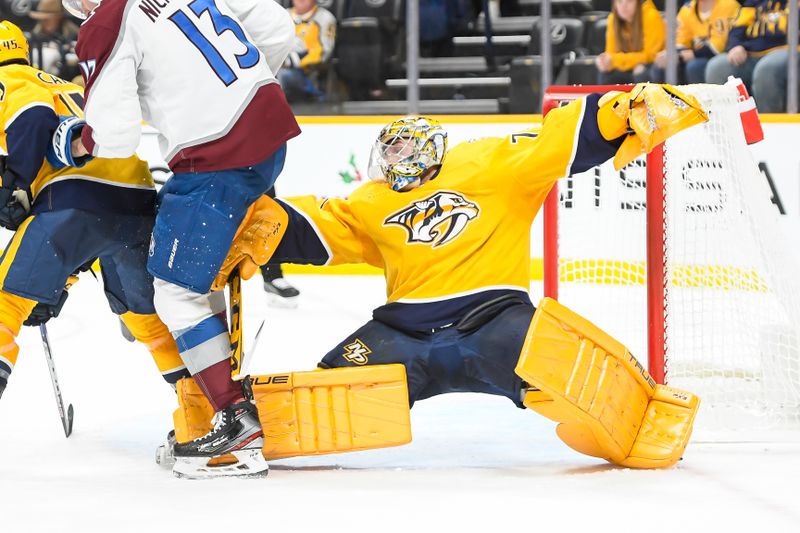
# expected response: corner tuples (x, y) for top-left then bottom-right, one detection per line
(40, 324), (74, 438)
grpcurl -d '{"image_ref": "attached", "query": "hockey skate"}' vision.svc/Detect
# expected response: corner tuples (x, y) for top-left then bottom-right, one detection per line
(171, 399), (268, 479)
(261, 265), (299, 308)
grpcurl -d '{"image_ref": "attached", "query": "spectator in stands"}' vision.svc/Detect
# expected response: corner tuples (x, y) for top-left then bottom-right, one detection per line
(650, 0), (739, 84)
(595, 0), (665, 84)
(280, 0), (336, 102)
(27, 0), (80, 81)
(705, 0), (797, 112)
(420, 0), (471, 57)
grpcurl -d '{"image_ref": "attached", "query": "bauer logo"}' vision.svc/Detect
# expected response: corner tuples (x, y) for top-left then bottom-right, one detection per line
(167, 238), (179, 269)
(253, 374), (290, 385)
(384, 191), (480, 248)
(342, 339), (372, 365)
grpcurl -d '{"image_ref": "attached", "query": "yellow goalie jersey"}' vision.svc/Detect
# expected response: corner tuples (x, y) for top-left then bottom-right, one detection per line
(0, 64), (155, 216)
(275, 95), (623, 331)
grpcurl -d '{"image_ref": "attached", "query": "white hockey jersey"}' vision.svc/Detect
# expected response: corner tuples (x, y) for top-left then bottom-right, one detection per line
(77, 0), (300, 172)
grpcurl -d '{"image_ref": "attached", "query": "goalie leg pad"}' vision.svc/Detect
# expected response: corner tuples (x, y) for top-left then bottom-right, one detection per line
(174, 364), (412, 460)
(517, 298), (700, 468)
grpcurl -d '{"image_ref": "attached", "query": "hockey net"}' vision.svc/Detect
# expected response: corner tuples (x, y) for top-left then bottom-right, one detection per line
(543, 84), (800, 431)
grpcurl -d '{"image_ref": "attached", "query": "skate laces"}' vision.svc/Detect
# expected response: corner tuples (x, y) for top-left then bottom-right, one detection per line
(191, 408), (230, 442)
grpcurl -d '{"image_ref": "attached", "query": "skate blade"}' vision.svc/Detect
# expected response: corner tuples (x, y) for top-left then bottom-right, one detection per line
(266, 292), (299, 309)
(155, 444), (175, 469)
(172, 449), (269, 480)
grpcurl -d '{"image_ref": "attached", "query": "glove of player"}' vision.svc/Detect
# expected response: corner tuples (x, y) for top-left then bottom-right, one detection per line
(24, 289), (70, 327)
(46, 115), (93, 169)
(0, 186), (31, 230)
(0, 374), (6, 400)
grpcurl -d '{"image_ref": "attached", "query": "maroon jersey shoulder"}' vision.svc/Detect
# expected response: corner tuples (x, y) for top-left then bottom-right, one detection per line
(75, 0), (127, 84)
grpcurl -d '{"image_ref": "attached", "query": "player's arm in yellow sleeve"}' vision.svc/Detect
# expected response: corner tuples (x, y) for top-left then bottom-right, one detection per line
(500, 84), (707, 197)
(0, 76), (58, 198)
(275, 195), (383, 267)
(214, 193), (383, 289)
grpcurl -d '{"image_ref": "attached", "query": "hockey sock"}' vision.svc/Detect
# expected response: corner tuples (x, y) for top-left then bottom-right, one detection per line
(191, 358), (243, 412)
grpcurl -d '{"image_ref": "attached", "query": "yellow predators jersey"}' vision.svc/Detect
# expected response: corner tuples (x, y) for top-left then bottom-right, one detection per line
(278, 95), (623, 331)
(675, 0), (740, 56)
(0, 64), (154, 215)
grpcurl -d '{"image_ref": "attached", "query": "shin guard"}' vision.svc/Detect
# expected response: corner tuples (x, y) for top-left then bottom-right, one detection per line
(120, 312), (189, 386)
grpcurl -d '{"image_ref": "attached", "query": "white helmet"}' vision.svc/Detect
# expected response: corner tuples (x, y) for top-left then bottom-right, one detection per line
(367, 117), (448, 191)
(62, 0), (99, 20)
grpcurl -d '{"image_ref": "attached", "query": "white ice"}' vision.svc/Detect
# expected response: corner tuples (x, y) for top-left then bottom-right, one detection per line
(1, 275), (798, 532)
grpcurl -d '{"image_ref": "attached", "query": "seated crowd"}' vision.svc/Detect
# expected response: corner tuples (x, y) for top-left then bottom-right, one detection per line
(0, 0), (797, 112)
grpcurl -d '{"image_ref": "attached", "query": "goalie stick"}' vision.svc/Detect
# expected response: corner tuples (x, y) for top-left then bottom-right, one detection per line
(40, 324), (74, 438)
(228, 267), (265, 379)
(229, 267), (244, 378)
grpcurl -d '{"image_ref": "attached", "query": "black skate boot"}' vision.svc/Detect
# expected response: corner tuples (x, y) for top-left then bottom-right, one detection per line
(261, 264), (299, 308)
(172, 396), (267, 479)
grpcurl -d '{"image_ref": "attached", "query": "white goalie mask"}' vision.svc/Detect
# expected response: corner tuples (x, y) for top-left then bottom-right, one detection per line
(62, 0), (99, 20)
(367, 117), (448, 192)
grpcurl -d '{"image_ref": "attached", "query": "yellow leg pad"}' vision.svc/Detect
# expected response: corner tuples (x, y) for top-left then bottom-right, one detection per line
(173, 377), (214, 443)
(517, 298), (700, 468)
(253, 364), (412, 460)
(174, 364), (412, 460)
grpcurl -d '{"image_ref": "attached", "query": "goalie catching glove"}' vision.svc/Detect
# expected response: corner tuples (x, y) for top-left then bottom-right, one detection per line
(597, 83), (708, 170)
(212, 195), (288, 291)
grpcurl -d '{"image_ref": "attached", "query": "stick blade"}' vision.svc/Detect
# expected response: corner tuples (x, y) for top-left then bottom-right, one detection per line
(64, 404), (74, 438)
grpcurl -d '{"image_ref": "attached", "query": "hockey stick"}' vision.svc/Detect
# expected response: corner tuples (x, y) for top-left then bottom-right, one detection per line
(228, 267), (243, 378)
(239, 319), (265, 377)
(40, 324), (74, 438)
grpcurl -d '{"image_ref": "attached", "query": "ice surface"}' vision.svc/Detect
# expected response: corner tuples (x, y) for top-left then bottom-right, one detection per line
(1, 276), (798, 532)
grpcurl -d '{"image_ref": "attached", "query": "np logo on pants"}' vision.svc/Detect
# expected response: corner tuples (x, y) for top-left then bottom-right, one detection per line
(342, 339), (372, 365)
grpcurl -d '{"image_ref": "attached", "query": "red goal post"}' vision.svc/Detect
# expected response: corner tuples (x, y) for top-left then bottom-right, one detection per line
(541, 84), (666, 385)
(540, 84), (800, 429)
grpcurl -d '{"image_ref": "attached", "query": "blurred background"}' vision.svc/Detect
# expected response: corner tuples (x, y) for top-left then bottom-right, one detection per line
(3, 0), (797, 115)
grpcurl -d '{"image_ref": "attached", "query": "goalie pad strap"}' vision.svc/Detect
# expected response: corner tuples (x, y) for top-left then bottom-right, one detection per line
(174, 364), (412, 460)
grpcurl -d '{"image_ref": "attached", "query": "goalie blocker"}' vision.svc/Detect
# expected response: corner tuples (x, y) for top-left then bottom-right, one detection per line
(172, 299), (699, 469)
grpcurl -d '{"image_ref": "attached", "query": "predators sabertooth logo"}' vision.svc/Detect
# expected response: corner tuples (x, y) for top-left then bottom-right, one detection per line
(342, 339), (372, 365)
(383, 191), (480, 248)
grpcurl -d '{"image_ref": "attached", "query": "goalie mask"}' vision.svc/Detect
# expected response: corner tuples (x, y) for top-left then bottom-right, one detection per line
(368, 117), (447, 191)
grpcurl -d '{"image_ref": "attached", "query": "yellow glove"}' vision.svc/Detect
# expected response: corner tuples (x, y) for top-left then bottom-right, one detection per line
(212, 195), (289, 291)
(597, 83), (709, 170)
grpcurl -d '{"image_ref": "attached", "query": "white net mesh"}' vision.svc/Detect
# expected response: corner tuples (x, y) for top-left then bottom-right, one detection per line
(550, 84), (800, 430)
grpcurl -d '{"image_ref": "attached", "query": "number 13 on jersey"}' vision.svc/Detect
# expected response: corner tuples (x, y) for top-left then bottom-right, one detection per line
(168, 0), (260, 86)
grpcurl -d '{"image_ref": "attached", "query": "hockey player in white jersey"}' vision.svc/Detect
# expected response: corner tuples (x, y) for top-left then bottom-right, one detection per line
(54, 0), (301, 478)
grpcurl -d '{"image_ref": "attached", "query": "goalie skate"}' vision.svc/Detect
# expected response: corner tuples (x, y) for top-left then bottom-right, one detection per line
(171, 399), (268, 479)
